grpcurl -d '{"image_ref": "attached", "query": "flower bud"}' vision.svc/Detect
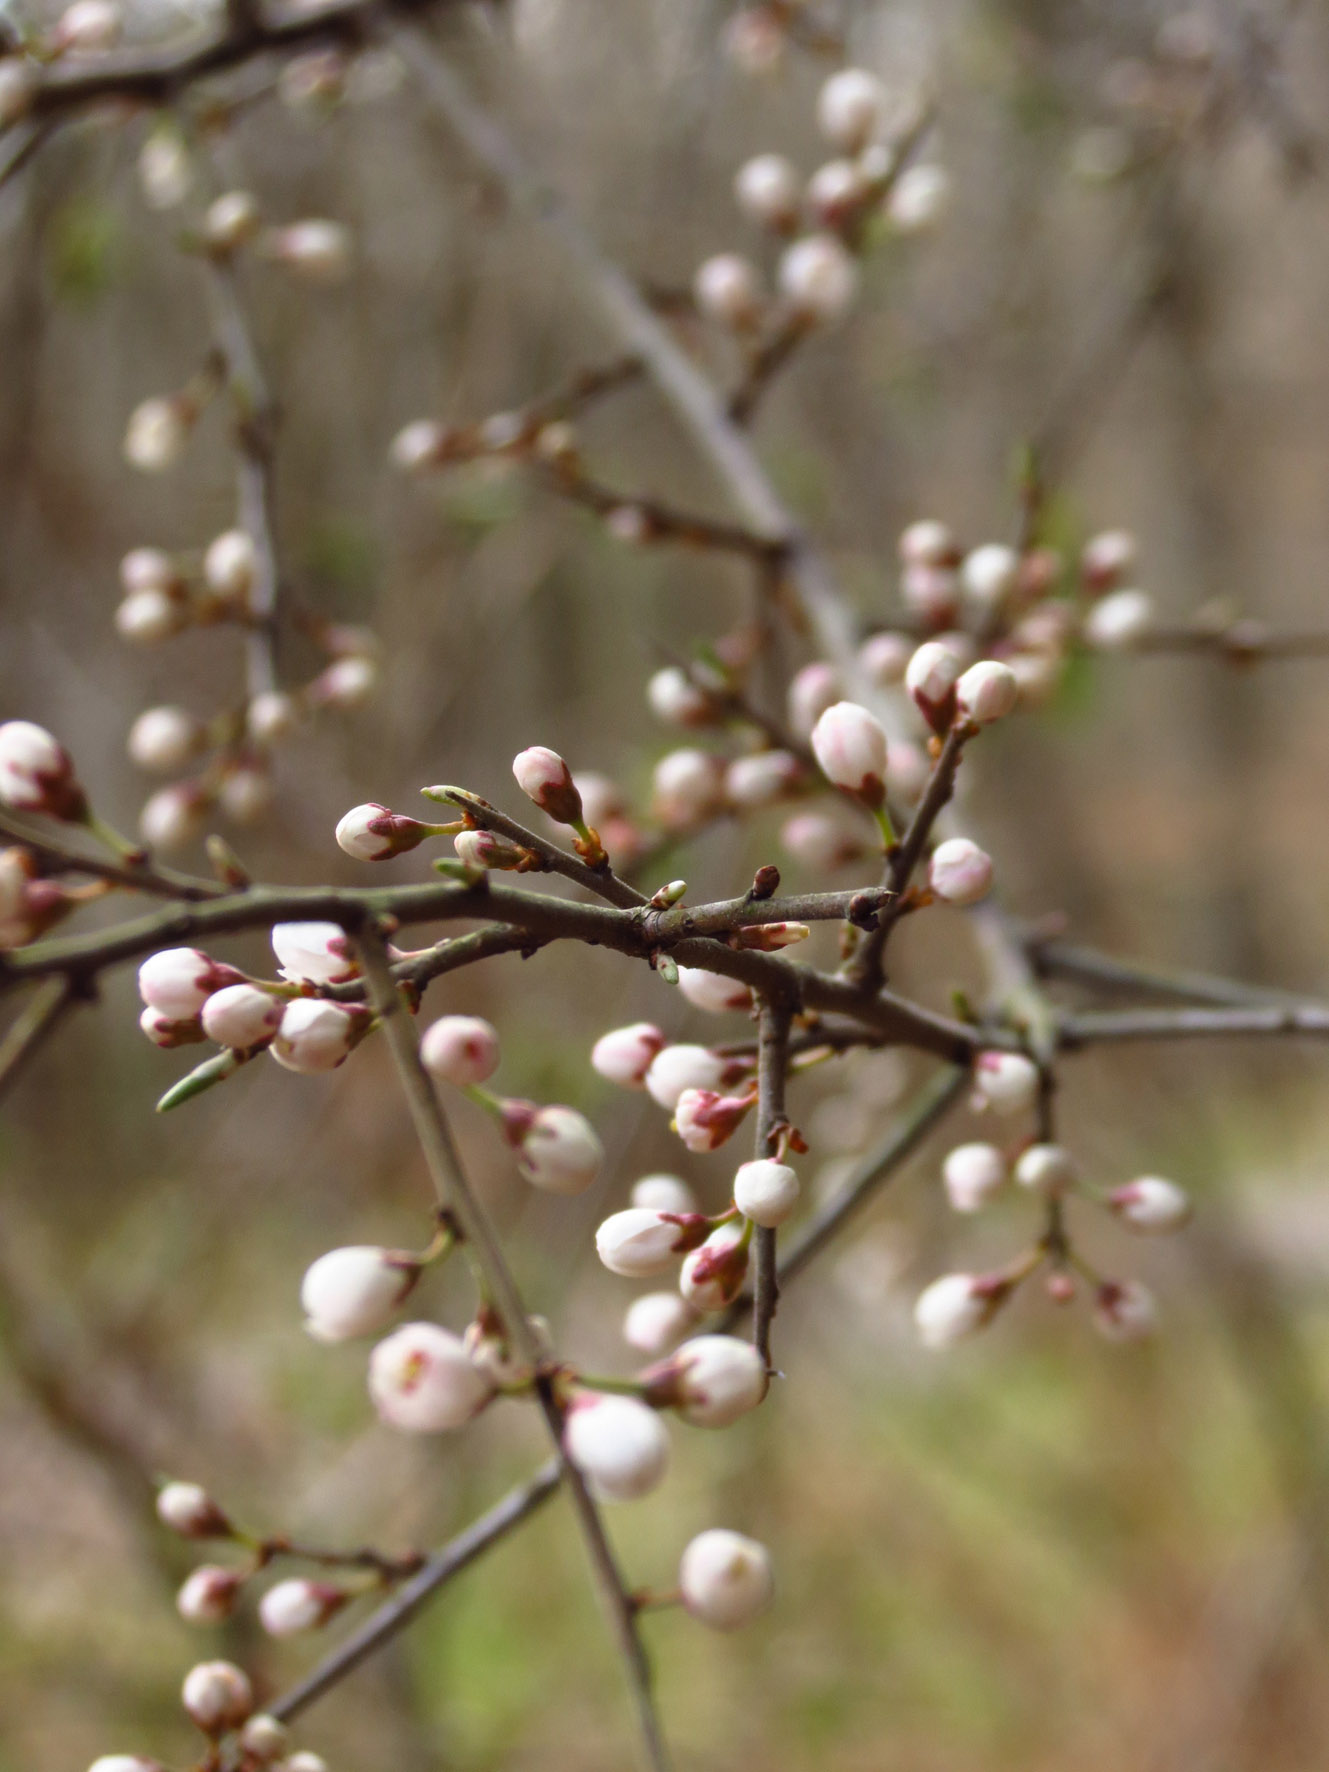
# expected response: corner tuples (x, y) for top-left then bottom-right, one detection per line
(956, 661), (1017, 728)
(265, 219), (351, 281)
(89, 1758), (164, 1772)
(420, 1014), (501, 1086)
(463, 1309), (550, 1389)
(693, 253), (763, 330)
(503, 1101), (603, 1194)
(1081, 528), (1136, 592)
(512, 745), (583, 826)
(139, 1006), (203, 1048)
(595, 1208), (710, 1278)
(572, 771), (625, 829)
(734, 920), (808, 952)
(914, 1272), (1012, 1347)
(258, 1578), (347, 1637)
(271, 1000), (370, 1074)
(124, 396), (192, 472)
(645, 1333), (767, 1426)
(220, 763), (270, 824)
(786, 661), (840, 738)
(941, 1142), (1007, 1213)
(647, 666), (716, 727)
(181, 1660), (253, 1734)
(156, 1481), (231, 1539)
(452, 828), (530, 869)
(857, 631), (913, 687)
(139, 948), (245, 1021)
(247, 690), (300, 746)
(679, 1221), (749, 1309)
(723, 4), (785, 74)
(301, 1245), (421, 1341)
(140, 782), (208, 852)
(905, 640), (961, 731)
(335, 802), (431, 861)
(0, 720), (87, 821)
(238, 1716), (290, 1763)
(127, 706), (202, 774)
(203, 189), (261, 251)
(116, 588), (183, 645)
(1083, 587), (1155, 649)
(886, 162), (951, 232)
(284, 1755), (329, 1772)
(816, 67), (885, 151)
(732, 1157), (799, 1227)
(563, 1392), (670, 1502)
(808, 157), (868, 228)
(1108, 1176), (1191, 1233)
(928, 837), (994, 906)
(203, 529), (256, 601)
(1014, 1143), (1078, 1196)
(810, 700), (889, 807)
(390, 418), (454, 472)
(308, 655), (378, 710)
(119, 546), (177, 595)
(778, 233), (858, 323)
(138, 127), (191, 208)
(177, 1565), (244, 1624)
(272, 920), (358, 984)
(644, 1043), (736, 1109)
(899, 518), (955, 566)
(53, 0), (121, 52)
(675, 967), (753, 1015)
(591, 1022), (666, 1089)
(652, 748), (725, 828)
(972, 1050), (1040, 1115)
(779, 810), (865, 871)
(675, 1087), (755, 1154)
(724, 749), (801, 808)
(368, 1321), (493, 1431)
(679, 1528), (773, 1629)
(623, 1291), (698, 1355)
(734, 152), (801, 229)
(1093, 1278), (1157, 1342)
(197, 984), (278, 1051)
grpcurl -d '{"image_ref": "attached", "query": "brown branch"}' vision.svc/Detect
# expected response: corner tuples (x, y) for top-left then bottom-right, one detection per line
(0, 809), (227, 901)
(1059, 1004), (1329, 1048)
(1026, 932), (1314, 1011)
(436, 787), (646, 909)
(536, 460), (790, 566)
(0, 975), (78, 1107)
(750, 996), (792, 1368)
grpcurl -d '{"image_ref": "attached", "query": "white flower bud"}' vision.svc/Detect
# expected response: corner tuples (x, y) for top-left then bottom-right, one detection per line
(810, 700), (889, 804)
(675, 967), (754, 1015)
(124, 397), (191, 472)
(652, 747), (725, 828)
(596, 1208), (704, 1278)
(508, 1103), (603, 1194)
(0, 720), (85, 820)
(140, 783), (207, 852)
(156, 1481), (230, 1538)
(905, 640), (961, 727)
(885, 741), (929, 806)
(181, 1660), (253, 1734)
(247, 691), (300, 746)
(139, 948), (243, 1020)
(335, 802), (431, 861)
(652, 1334), (767, 1426)
(899, 519), (955, 566)
(139, 1006), (202, 1048)
(301, 1245), (421, 1341)
(914, 1272), (1009, 1347)
(1108, 1176), (1191, 1233)
(203, 529), (256, 601)
(138, 128), (192, 208)
(623, 1291), (697, 1355)
(928, 836), (994, 906)
(693, 253), (763, 329)
(1093, 1279), (1157, 1342)
(571, 771), (624, 828)
(807, 157), (867, 227)
(512, 745), (583, 825)
(368, 1321), (493, 1431)
(203, 190), (261, 252)
(679, 1528), (773, 1629)
(779, 810), (863, 871)
(119, 546), (176, 595)
(220, 763), (273, 826)
(723, 5), (784, 74)
(679, 1221), (749, 1310)
(941, 1143), (1007, 1213)
(116, 588), (182, 645)
(778, 233), (858, 323)
(127, 706), (201, 774)
(201, 983), (281, 1050)
(886, 163), (951, 232)
(88, 1760), (162, 1772)
(266, 220), (351, 282)
(238, 1716), (290, 1763)
(1081, 528), (1136, 591)
(631, 1175), (697, 1215)
(258, 1578), (346, 1636)
(899, 562), (958, 623)
(734, 152), (801, 229)
(563, 1392), (670, 1502)
(271, 1000), (368, 1074)
(817, 67), (886, 151)
(724, 749), (801, 808)
(973, 1050), (1040, 1115)
(591, 1022), (666, 1089)
(53, 0), (121, 52)
(420, 1014), (501, 1086)
(283, 1755), (328, 1772)
(390, 418), (453, 473)
(732, 1158), (799, 1227)
(956, 659), (1018, 726)
(1014, 1143), (1078, 1196)
(647, 666), (715, 727)
(786, 661), (840, 738)
(308, 655), (378, 710)
(0, 57), (36, 128)
(857, 631), (913, 687)
(1083, 587), (1155, 649)
(177, 1565), (243, 1624)
(675, 1088), (754, 1155)
(644, 1044), (729, 1109)
(272, 920), (358, 984)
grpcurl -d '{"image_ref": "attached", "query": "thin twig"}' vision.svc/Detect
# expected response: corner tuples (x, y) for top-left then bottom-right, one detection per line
(1059, 1004), (1329, 1047)
(750, 996), (792, 1367)
(0, 975), (77, 1107)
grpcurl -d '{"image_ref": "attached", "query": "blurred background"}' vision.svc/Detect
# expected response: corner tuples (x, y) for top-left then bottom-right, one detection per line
(4, 1), (1329, 1768)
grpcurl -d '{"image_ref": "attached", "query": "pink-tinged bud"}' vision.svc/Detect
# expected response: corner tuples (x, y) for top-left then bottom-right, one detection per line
(1083, 587), (1155, 649)
(624, 1291), (698, 1356)
(452, 828), (529, 870)
(258, 1578), (347, 1637)
(679, 1221), (750, 1309)
(810, 701), (889, 806)
(265, 219), (351, 281)
(156, 1481), (231, 1539)
(89, 1757), (164, 1772)
(735, 920), (809, 951)
(693, 253), (763, 330)
(886, 162), (951, 232)
(181, 1660), (253, 1734)
(238, 1716), (289, 1764)
(272, 920), (358, 984)
(463, 1310), (550, 1389)
(914, 1272), (1013, 1348)
(563, 1392), (670, 1502)
(177, 1565), (244, 1625)
(807, 157), (868, 227)
(201, 984), (282, 1051)
(1108, 1176), (1191, 1233)
(1006, 650), (1063, 707)
(591, 1022), (666, 1089)
(127, 706), (202, 774)
(787, 661), (840, 739)
(301, 1245), (421, 1341)
(140, 1006), (206, 1048)
(1093, 1279), (1157, 1342)
(595, 1208), (710, 1278)
(140, 782), (209, 852)
(645, 1043), (742, 1110)
(647, 666), (716, 727)
(244, 691), (299, 748)
(53, 0), (121, 52)
(816, 66), (885, 151)
(203, 189), (260, 251)
(0, 721), (87, 821)
(1014, 1143), (1078, 1196)
(1081, 528), (1136, 592)
(675, 967), (753, 1015)
(308, 655), (378, 710)
(778, 233), (858, 323)
(733, 1158), (799, 1227)
(203, 529), (256, 601)
(420, 1014), (501, 1087)
(956, 660), (1018, 728)
(334, 802), (429, 861)
(512, 745), (583, 825)
(899, 518), (956, 567)
(645, 1333), (768, 1426)
(390, 419), (455, 473)
(652, 748), (726, 828)
(116, 587), (183, 645)
(271, 1000), (370, 1074)
(572, 771), (625, 828)
(857, 631), (913, 687)
(502, 1101), (603, 1194)
(679, 1528), (773, 1630)
(120, 546), (177, 596)
(139, 948), (245, 1021)
(675, 1087), (755, 1154)
(734, 152), (801, 230)
(972, 1050), (1040, 1116)
(368, 1322), (493, 1431)
(723, 4), (785, 75)
(284, 1755), (329, 1772)
(630, 1176), (695, 1216)
(928, 837), (994, 906)
(883, 741), (926, 807)
(941, 1143), (1007, 1213)
(218, 766), (269, 827)
(900, 562), (960, 624)
(779, 810), (866, 871)
(724, 750), (802, 808)
(905, 641), (961, 732)
(124, 396), (192, 472)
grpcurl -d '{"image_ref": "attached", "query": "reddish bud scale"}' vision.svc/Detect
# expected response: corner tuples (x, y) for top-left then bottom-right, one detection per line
(674, 1087), (757, 1152)
(680, 1231), (750, 1305)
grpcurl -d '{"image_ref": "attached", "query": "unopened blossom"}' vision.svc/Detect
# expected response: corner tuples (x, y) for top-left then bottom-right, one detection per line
(239, 1716), (290, 1764)
(139, 1006), (204, 1048)
(780, 809), (864, 871)
(563, 1392), (670, 1502)
(810, 701), (889, 806)
(181, 1661), (253, 1734)
(512, 745), (583, 825)
(973, 1049), (1039, 1115)
(89, 1758), (164, 1772)
(503, 1101), (603, 1194)
(335, 802), (431, 861)
(1084, 587), (1155, 649)
(595, 1208), (710, 1278)
(899, 519), (956, 566)
(258, 1578), (347, 1637)
(693, 253), (763, 330)
(453, 828), (531, 870)
(420, 1014), (501, 1087)
(301, 1245), (421, 1341)
(265, 219), (351, 281)
(942, 1143), (1008, 1213)
(786, 661), (841, 739)
(200, 984), (282, 1051)
(652, 747), (726, 827)
(734, 152), (801, 230)
(138, 127), (192, 208)
(119, 545), (176, 595)
(572, 771), (625, 829)
(156, 1481), (230, 1539)
(272, 920), (358, 985)
(307, 655), (378, 710)
(914, 1272), (1012, 1348)
(807, 157), (867, 227)
(905, 640), (962, 731)
(271, 1000), (370, 1074)
(886, 741), (930, 806)
(124, 396), (192, 472)
(631, 1175), (697, 1216)
(724, 749), (801, 809)
(283, 1755), (329, 1772)
(647, 666), (715, 727)
(127, 706), (202, 774)
(857, 631), (913, 687)
(591, 1022), (666, 1089)
(676, 967), (754, 1015)
(140, 783), (207, 852)
(246, 691), (300, 747)
(645, 1333), (767, 1426)
(900, 561), (960, 624)
(928, 837), (994, 906)
(645, 1043), (737, 1109)
(390, 419), (452, 473)
(1081, 528), (1136, 591)
(816, 66), (886, 150)
(203, 189), (261, 252)
(203, 529), (256, 601)
(679, 1528), (773, 1630)
(624, 1291), (699, 1356)
(679, 1221), (750, 1310)
(956, 660), (1019, 727)
(1093, 1279), (1158, 1342)
(735, 920), (808, 951)
(52, 0), (121, 52)
(116, 588), (182, 645)
(0, 720), (86, 821)
(218, 762), (272, 825)
(733, 1158), (800, 1227)
(368, 1321), (493, 1431)
(177, 1565), (244, 1625)
(675, 1087), (755, 1154)
(778, 233), (858, 323)
(1015, 1143), (1079, 1196)
(139, 948), (244, 1021)
(723, 4), (784, 74)
(1108, 1176), (1192, 1233)
(886, 163), (952, 232)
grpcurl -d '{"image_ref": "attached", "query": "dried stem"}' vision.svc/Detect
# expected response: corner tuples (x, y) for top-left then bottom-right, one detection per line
(751, 996), (793, 1368)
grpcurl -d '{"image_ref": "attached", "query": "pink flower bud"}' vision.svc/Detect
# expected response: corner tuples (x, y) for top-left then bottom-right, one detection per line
(271, 1000), (371, 1073)
(928, 837), (994, 905)
(258, 1578), (347, 1637)
(243, 693), (298, 750)
(0, 721), (86, 821)
(53, 0), (121, 52)
(734, 152), (801, 230)
(181, 1660), (253, 1734)
(124, 396), (192, 472)
(238, 1716), (290, 1764)
(675, 968), (754, 1015)
(941, 1143), (1007, 1213)
(779, 810), (865, 871)
(1083, 587), (1155, 649)
(502, 1101), (603, 1194)
(127, 707), (202, 774)
(807, 157), (868, 228)
(591, 1022), (666, 1089)
(140, 782), (209, 852)
(1014, 1143), (1078, 1196)
(679, 1528), (773, 1630)
(89, 1758), (164, 1772)
(156, 1481), (231, 1539)
(914, 1272), (1012, 1347)
(335, 802), (432, 861)
(723, 4), (785, 74)
(203, 529), (256, 600)
(271, 920), (358, 984)
(1093, 1279), (1157, 1342)
(573, 771), (626, 828)
(632, 1174), (697, 1214)
(265, 219), (351, 281)
(390, 419), (454, 473)
(1081, 528), (1136, 592)
(905, 641), (961, 731)
(646, 666), (717, 727)
(778, 233), (858, 322)
(886, 163), (951, 232)
(563, 1392), (670, 1502)
(973, 1049), (1039, 1115)
(453, 828), (531, 870)
(139, 948), (245, 1021)
(674, 1087), (755, 1153)
(139, 1006), (205, 1048)
(512, 745), (583, 825)
(733, 1158), (799, 1227)
(956, 661), (1018, 728)
(786, 662), (840, 738)
(900, 562), (959, 624)
(735, 920), (809, 951)
(679, 1221), (750, 1309)
(420, 1014), (501, 1086)
(644, 1044), (738, 1109)
(595, 1208), (710, 1278)
(301, 1245), (421, 1341)
(177, 1565), (244, 1624)
(200, 983), (282, 1051)
(203, 189), (260, 251)
(899, 518), (956, 566)
(810, 701), (889, 806)
(652, 748), (725, 828)
(308, 655), (378, 709)
(816, 66), (885, 151)
(218, 760), (271, 827)
(284, 1755), (329, 1772)
(644, 1333), (767, 1426)
(693, 253), (763, 330)
(623, 1291), (699, 1356)
(120, 546), (178, 595)
(857, 631), (913, 687)
(958, 544), (1019, 614)
(368, 1322), (494, 1431)
(116, 587), (183, 645)
(1108, 1176), (1191, 1233)
(724, 750), (802, 808)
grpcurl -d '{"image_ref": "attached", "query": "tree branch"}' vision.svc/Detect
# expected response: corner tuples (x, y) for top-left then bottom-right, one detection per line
(750, 995), (792, 1368)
